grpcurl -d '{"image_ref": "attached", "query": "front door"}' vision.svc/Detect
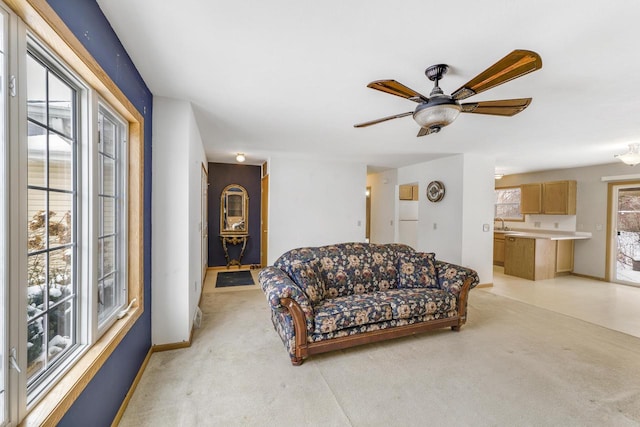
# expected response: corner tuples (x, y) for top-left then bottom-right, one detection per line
(609, 182), (640, 286)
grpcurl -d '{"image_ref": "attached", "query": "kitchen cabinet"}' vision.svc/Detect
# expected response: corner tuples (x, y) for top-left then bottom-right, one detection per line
(543, 181), (576, 215)
(504, 236), (575, 280)
(505, 236), (556, 280)
(399, 185), (418, 200)
(520, 180), (576, 215)
(555, 239), (574, 273)
(521, 183), (542, 214)
(493, 232), (505, 266)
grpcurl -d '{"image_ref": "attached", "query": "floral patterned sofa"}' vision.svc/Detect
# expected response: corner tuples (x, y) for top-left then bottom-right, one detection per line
(259, 242), (480, 365)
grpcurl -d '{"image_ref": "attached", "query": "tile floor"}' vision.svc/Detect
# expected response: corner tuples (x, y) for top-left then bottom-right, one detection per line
(486, 266), (640, 339)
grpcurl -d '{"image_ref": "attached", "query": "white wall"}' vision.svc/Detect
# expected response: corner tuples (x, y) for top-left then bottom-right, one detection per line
(268, 157), (367, 264)
(461, 154), (495, 283)
(366, 169), (398, 244)
(497, 161), (640, 279)
(397, 154), (494, 284)
(188, 106), (207, 331)
(152, 97), (207, 345)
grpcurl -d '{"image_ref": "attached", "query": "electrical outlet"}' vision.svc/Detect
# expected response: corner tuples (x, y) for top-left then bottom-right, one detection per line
(433, 223), (437, 230)
(534, 222), (541, 228)
(483, 224), (490, 232)
(554, 222), (559, 229)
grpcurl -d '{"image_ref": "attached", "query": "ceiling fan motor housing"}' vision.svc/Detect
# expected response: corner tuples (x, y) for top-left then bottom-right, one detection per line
(413, 95), (461, 131)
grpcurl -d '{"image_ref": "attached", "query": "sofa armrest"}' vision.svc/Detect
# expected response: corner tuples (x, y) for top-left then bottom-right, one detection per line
(259, 266), (312, 311)
(435, 261), (480, 297)
(259, 266), (315, 337)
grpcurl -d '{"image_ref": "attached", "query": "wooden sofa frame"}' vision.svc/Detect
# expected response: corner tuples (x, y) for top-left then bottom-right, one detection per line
(281, 276), (474, 365)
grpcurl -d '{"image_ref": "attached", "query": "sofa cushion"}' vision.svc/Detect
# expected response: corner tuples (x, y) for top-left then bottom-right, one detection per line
(289, 261), (325, 303)
(313, 288), (456, 334)
(313, 294), (393, 334)
(397, 252), (438, 288)
(377, 288), (456, 319)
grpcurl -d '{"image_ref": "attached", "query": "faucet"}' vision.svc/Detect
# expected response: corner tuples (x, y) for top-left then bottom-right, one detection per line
(495, 217), (505, 231)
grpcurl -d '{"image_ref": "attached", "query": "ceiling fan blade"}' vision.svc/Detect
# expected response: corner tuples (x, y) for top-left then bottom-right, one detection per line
(367, 80), (429, 102)
(451, 50), (542, 100)
(417, 127), (438, 137)
(354, 111), (413, 128)
(460, 98), (532, 116)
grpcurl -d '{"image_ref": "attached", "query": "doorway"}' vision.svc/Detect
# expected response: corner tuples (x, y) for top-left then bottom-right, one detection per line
(608, 182), (640, 287)
(201, 164), (208, 282)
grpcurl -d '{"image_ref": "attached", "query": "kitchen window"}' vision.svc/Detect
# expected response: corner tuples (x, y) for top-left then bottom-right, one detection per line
(495, 187), (523, 221)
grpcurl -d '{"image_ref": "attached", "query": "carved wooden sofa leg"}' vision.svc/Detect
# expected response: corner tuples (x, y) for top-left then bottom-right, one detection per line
(281, 297), (309, 367)
(451, 277), (473, 333)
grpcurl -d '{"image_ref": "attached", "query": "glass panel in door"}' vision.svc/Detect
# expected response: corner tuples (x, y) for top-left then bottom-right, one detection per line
(614, 185), (640, 286)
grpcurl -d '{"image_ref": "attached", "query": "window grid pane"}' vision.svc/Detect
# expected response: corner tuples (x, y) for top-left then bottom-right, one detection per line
(97, 107), (124, 324)
(26, 52), (77, 389)
(495, 188), (523, 220)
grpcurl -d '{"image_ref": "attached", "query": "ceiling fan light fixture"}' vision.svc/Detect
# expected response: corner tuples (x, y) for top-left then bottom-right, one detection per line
(615, 144), (640, 166)
(413, 98), (461, 131)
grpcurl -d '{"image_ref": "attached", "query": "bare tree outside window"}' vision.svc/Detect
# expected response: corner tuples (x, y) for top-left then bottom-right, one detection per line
(495, 187), (523, 220)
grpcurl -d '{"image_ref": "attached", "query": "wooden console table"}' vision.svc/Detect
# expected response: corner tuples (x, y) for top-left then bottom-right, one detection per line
(220, 234), (249, 268)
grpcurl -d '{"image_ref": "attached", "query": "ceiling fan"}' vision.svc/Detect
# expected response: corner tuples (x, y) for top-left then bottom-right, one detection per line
(354, 49), (542, 137)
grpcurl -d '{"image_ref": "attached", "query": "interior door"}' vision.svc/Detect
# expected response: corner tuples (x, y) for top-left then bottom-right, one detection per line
(609, 182), (640, 287)
(201, 164), (208, 282)
(260, 171), (268, 267)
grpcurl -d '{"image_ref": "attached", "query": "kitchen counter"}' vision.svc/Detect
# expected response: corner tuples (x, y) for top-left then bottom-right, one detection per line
(495, 230), (592, 241)
(498, 229), (589, 280)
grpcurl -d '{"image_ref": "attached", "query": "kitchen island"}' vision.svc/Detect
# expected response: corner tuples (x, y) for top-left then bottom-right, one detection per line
(496, 230), (591, 281)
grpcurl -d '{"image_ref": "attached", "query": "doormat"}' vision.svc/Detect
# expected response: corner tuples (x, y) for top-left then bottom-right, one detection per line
(216, 270), (255, 288)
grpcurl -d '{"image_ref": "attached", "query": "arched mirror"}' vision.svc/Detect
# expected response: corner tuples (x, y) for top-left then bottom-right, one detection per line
(220, 184), (249, 235)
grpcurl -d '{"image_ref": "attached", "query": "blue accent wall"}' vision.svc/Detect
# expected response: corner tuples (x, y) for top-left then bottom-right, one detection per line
(208, 163), (262, 267)
(45, 1), (153, 425)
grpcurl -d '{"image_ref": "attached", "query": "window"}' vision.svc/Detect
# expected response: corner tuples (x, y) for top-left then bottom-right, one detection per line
(26, 50), (79, 393)
(495, 187), (523, 220)
(0, 6), (7, 424)
(97, 104), (127, 328)
(2, 1), (145, 424)
(24, 41), (131, 402)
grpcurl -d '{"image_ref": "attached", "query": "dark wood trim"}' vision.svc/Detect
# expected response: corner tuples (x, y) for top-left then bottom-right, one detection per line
(281, 277), (475, 365)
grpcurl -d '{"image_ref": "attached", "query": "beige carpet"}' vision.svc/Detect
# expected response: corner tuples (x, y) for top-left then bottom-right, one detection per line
(119, 289), (640, 426)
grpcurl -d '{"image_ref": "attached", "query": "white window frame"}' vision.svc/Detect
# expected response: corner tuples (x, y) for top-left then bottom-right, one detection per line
(0, 4), (8, 425)
(494, 186), (524, 221)
(95, 100), (128, 335)
(24, 33), (90, 406)
(2, 1), (146, 425)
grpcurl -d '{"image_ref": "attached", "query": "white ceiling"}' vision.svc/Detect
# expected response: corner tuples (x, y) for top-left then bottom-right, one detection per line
(97, 0), (640, 175)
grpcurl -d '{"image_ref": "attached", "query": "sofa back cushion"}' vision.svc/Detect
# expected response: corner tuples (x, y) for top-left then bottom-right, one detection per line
(289, 261), (325, 303)
(275, 242), (416, 299)
(397, 252), (438, 288)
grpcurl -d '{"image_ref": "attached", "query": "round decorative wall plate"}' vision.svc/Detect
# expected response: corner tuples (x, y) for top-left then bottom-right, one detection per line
(426, 180), (445, 202)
